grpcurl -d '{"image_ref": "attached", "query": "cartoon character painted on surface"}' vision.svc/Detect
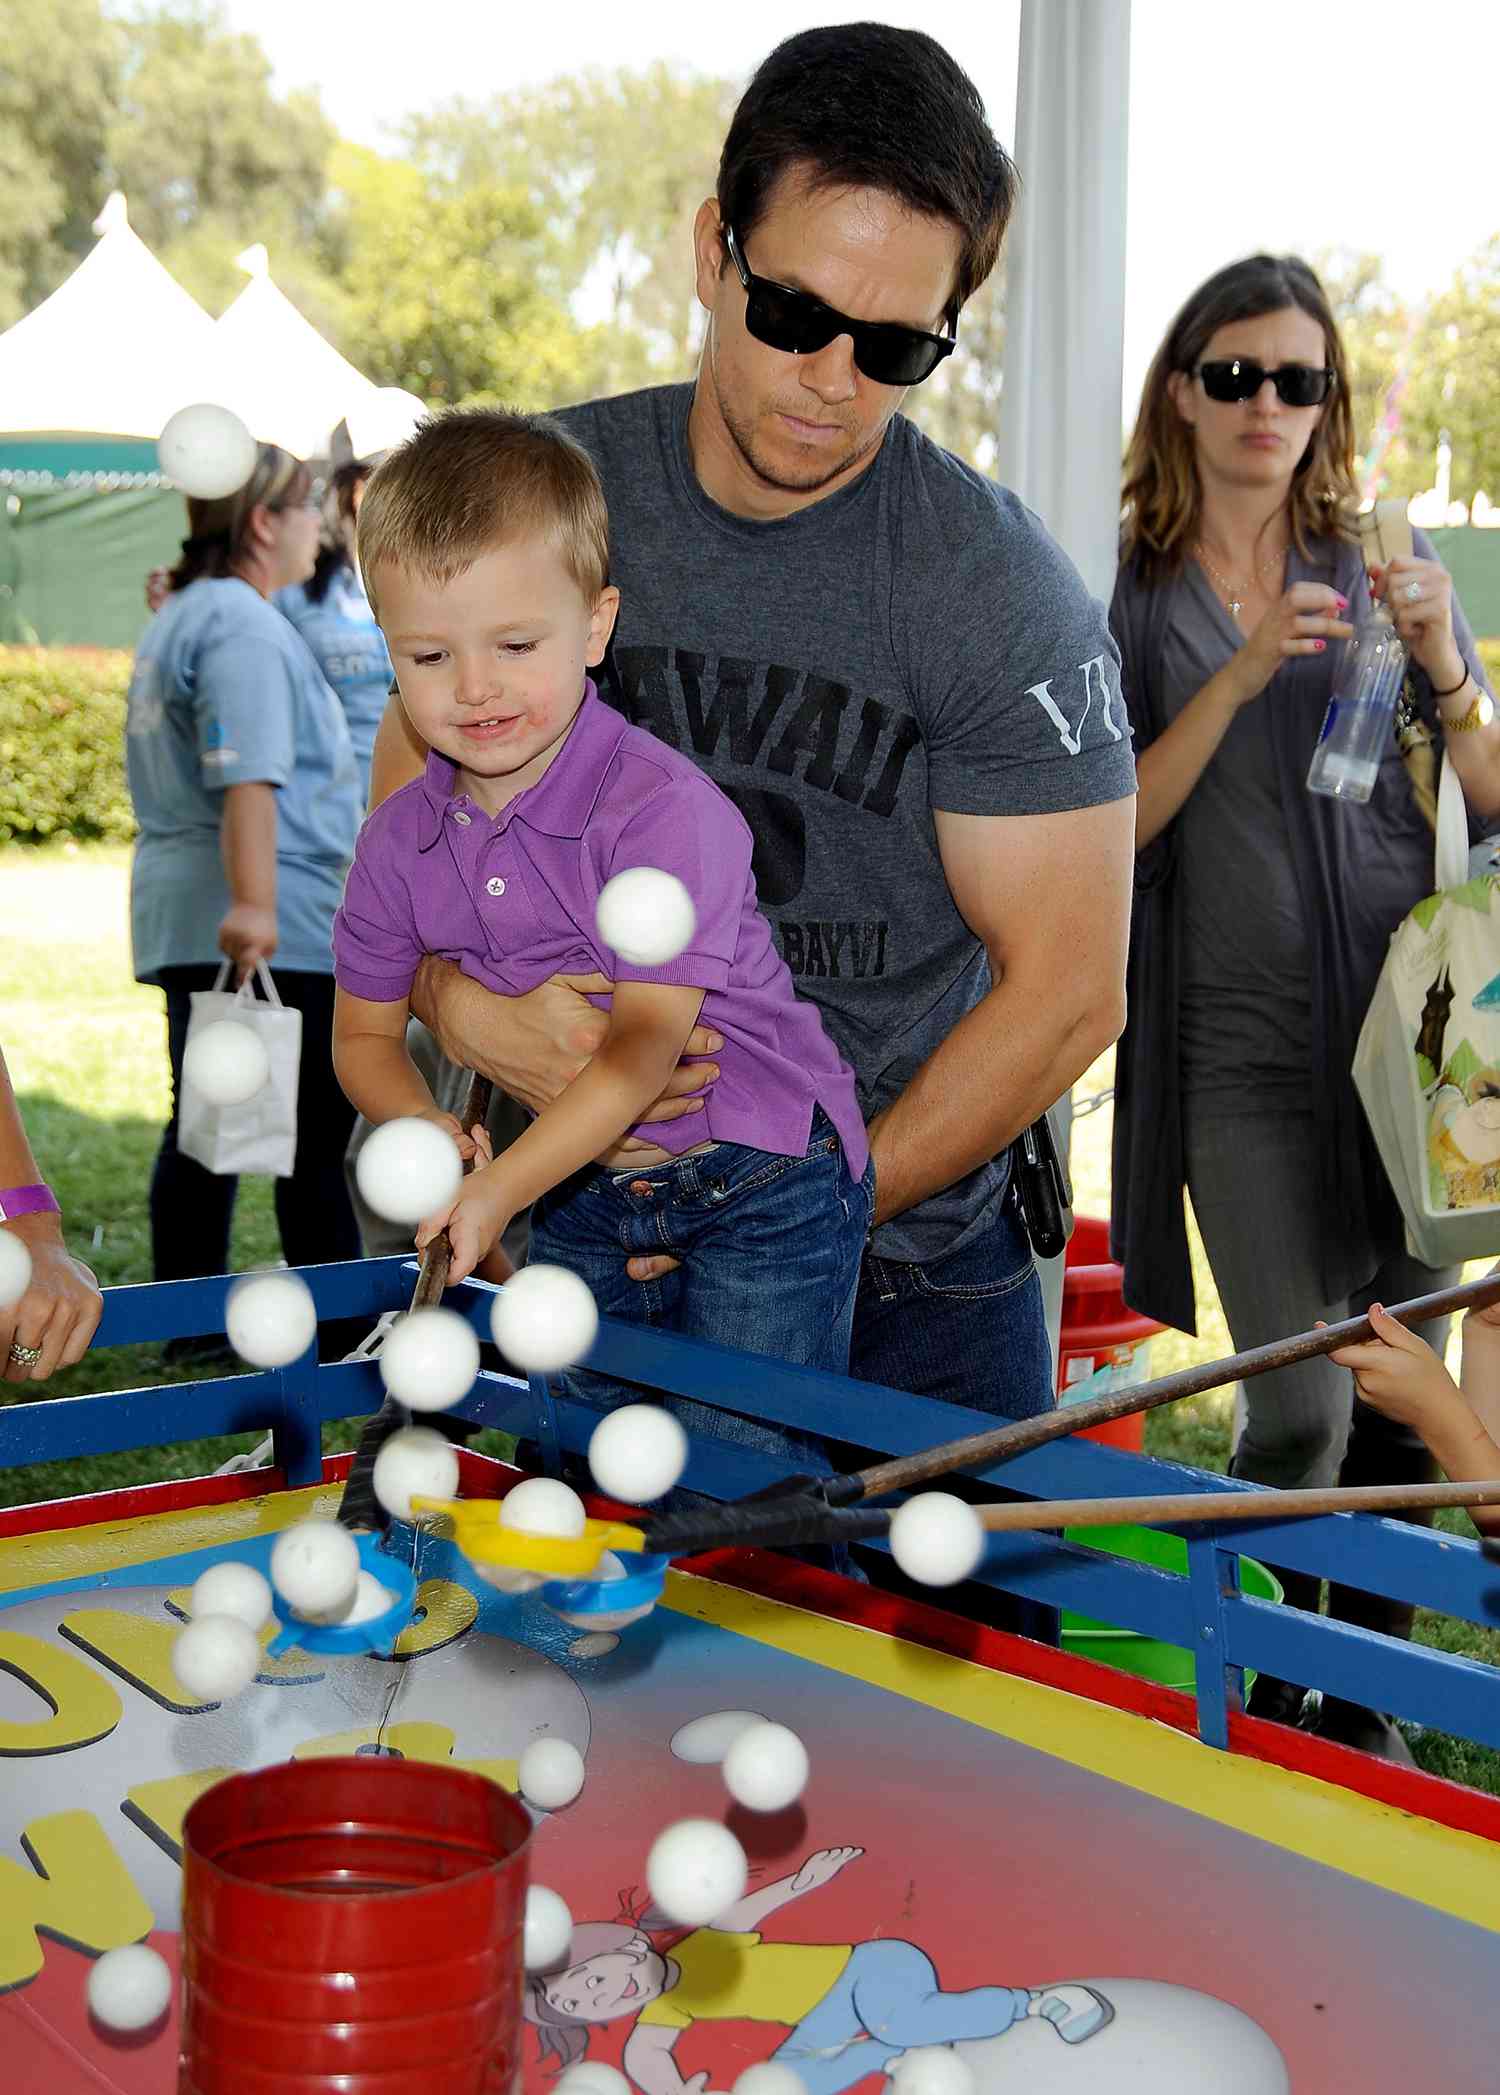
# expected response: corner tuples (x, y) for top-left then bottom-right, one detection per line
(523, 1846), (1113, 2095)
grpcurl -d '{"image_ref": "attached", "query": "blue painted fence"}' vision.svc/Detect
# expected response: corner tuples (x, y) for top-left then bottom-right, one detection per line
(6, 1256), (1499, 1757)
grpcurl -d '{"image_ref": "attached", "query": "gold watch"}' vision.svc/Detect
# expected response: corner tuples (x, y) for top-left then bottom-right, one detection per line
(1441, 682), (1495, 733)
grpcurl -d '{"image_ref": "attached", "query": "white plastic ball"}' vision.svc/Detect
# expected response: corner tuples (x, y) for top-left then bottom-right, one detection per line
(735, 2067), (808, 2095)
(269, 1520), (360, 1620)
(157, 401), (257, 500)
(524, 1884), (573, 1970)
(372, 1425), (459, 1521)
(559, 2066), (632, 2095)
(171, 1614), (261, 1702)
(86, 1941), (174, 2032)
(645, 1818), (748, 1927)
(722, 1720), (808, 1813)
(344, 1569), (397, 1624)
(0, 1230), (32, 1311)
(354, 1116), (464, 1227)
(518, 1736), (586, 1811)
(378, 1306), (479, 1412)
(500, 1477), (586, 1538)
(588, 1405), (688, 1504)
(183, 1019), (270, 1107)
(888, 1493), (986, 1587)
(225, 1270), (317, 1368)
(189, 1560), (272, 1632)
(889, 2050), (975, 2095)
(596, 866), (697, 966)
(491, 1264), (598, 1374)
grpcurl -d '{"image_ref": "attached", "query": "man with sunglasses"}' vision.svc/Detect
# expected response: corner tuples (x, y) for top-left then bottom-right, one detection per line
(362, 25), (1137, 1568)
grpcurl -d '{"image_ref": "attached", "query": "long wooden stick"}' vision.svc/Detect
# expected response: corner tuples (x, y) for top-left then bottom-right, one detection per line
(337, 1074), (492, 1532)
(978, 1477), (1500, 1534)
(846, 1270), (1500, 1502)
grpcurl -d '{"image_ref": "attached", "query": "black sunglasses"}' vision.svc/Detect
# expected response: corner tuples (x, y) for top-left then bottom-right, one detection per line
(723, 224), (955, 388)
(1196, 358), (1334, 408)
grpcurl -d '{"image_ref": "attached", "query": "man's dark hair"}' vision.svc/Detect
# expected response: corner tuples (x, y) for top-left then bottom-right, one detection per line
(717, 23), (1017, 327)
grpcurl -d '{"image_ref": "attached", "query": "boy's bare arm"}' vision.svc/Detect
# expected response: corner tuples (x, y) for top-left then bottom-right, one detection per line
(333, 987), (438, 1125)
(419, 982), (705, 1282)
(623, 2025), (712, 2095)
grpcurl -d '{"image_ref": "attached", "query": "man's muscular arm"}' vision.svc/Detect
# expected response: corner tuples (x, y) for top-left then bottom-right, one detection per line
(866, 795), (1134, 1226)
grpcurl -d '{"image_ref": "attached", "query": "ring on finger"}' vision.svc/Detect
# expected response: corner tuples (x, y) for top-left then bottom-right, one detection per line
(1403, 579), (1422, 602)
(8, 1341), (41, 1367)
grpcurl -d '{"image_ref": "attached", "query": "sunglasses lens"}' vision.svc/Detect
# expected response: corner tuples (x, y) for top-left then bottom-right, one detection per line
(857, 336), (948, 386)
(747, 283), (838, 358)
(1199, 361), (1256, 402)
(1276, 366), (1331, 407)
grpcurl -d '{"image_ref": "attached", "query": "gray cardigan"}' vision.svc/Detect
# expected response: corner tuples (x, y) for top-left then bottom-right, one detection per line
(1108, 530), (1487, 1332)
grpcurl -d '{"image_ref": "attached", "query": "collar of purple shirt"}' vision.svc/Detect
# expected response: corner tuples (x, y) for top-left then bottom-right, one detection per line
(413, 680), (626, 852)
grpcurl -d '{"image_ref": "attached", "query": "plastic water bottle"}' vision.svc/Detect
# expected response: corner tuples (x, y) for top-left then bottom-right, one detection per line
(1307, 609), (1406, 804)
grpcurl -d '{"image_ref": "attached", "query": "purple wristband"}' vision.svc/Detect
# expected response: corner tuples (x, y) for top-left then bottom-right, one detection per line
(0, 1183), (60, 1222)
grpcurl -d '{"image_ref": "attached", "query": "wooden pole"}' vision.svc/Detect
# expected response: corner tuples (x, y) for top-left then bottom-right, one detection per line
(979, 1476), (1500, 1533)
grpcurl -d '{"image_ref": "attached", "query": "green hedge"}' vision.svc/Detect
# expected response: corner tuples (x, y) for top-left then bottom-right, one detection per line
(1, 638), (1497, 851)
(0, 646), (135, 844)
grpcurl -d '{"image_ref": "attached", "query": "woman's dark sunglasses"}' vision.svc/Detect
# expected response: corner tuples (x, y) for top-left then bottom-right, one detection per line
(1196, 358), (1334, 407)
(723, 224), (955, 387)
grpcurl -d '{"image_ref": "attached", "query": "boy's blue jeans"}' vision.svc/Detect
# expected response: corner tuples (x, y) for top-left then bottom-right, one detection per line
(529, 1109), (874, 1487)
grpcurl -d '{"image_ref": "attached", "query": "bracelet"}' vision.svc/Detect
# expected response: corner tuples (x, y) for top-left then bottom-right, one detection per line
(1431, 667), (1471, 700)
(0, 1183), (60, 1222)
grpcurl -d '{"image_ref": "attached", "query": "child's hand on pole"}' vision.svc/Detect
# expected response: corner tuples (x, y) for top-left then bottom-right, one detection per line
(1329, 1302), (1462, 1429)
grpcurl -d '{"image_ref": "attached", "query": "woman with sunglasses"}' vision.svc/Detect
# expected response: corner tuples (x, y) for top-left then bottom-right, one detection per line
(126, 445), (365, 1344)
(1109, 253), (1500, 1758)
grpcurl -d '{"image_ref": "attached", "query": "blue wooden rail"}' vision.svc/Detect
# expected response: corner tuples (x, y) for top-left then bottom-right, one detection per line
(6, 1258), (1499, 1756)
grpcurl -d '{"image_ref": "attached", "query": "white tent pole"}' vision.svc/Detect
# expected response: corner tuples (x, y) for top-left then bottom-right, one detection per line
(994, 0), (1132, 600)
(992, 0), (1133, 1368)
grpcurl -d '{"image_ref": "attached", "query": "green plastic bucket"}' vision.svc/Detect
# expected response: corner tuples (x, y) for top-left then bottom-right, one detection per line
(1060, 1523), (1284, 1693)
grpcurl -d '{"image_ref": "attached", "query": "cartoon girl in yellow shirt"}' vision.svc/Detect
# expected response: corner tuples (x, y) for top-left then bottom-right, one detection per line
(524, 1845), (1112, 2095)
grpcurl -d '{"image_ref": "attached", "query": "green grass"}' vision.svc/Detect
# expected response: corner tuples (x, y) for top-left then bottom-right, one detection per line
(3, 842), (1498, 1789)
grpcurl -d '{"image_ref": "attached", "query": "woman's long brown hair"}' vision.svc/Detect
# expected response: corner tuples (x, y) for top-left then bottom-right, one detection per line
(1120, 253), (1361, 585)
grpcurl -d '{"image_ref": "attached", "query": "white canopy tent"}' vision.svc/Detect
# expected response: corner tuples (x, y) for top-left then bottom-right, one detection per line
(0, 192), (217, 460)
(212, 245), (379, 459)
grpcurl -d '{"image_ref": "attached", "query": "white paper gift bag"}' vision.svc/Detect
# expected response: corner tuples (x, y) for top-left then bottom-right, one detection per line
(1354, 757), (1500, 1265)
(178, 962), (301, 1178)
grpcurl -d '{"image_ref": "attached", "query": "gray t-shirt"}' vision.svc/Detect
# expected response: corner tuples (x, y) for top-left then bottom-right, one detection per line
(556, 386), (1137, 1263)
(1162, 566), (1314, 1104)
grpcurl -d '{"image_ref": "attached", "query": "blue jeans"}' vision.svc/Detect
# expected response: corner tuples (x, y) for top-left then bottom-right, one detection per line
(772, 1940), (1029, 2095)
(850, 1193), (1053, 1419)
(849, 1195), (1060, 1642)
(530, 1111), (874, 1483)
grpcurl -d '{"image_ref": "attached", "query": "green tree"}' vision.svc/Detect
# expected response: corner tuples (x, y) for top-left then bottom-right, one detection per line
(406, 64), (737, 397)
(1315, 248), (1422, 499)
(902, 268), (1006, 472)
(1403, 239), (1500, 505)
(0, 0), (121, 325)
(326, 143), (592, 409)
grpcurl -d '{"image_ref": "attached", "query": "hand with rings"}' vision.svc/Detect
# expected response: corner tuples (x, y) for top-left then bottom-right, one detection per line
(1370, 555), (1459, 678)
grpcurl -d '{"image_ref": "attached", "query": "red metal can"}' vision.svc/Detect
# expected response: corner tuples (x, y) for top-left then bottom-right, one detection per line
(179, 1757), (532, 2094)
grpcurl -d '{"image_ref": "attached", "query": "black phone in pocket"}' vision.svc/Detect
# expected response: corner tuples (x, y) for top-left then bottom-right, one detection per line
(1011, 1105), (1074, 1262)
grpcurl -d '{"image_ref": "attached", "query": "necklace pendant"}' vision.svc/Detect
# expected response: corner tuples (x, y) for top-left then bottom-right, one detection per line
(1228, 597), (1243, 617)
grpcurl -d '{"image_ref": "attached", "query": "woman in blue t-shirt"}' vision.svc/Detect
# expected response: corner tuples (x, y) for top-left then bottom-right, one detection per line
(273, 461), (393, 800)
(126, 444), (364, 1334)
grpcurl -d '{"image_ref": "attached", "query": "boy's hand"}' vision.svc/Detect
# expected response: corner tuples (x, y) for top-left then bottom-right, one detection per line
(416, 1107), (490, 1166)
(217, 902), (277, 981)
(415, 1167), (512, 1286)
(1329, 1301), (1461, 1429)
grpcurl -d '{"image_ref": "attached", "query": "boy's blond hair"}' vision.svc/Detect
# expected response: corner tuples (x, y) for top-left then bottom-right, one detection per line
(357, 407), (610, 615)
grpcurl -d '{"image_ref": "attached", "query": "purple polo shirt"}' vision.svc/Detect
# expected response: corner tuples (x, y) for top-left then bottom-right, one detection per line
(333, 686), (868, 1172)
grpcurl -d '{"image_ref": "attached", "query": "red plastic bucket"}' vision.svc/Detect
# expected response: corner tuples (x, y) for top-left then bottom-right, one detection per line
(179, 1757), (532, 2095)
(1057, 1216), (1166, 1452)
